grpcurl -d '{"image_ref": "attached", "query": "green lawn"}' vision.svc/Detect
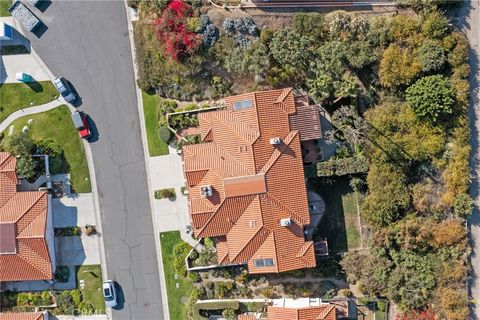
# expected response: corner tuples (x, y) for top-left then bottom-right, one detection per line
(0, 81), (59, 122)
(142, 91), (169, 156)
(76, 265), (105, 314)
(309, 176), (362, 252)
(160, 231), (193, 320)
(0, 0), (11, 16)
(7, 105), (91, 193)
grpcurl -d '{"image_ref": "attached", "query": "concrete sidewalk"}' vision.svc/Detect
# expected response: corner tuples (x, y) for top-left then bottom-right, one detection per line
(148, 145), (196, 247)
(0, 99), (64, 133)
(1, 54), (51, 83)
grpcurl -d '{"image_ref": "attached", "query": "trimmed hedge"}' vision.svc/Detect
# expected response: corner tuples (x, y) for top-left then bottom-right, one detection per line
(192, 301), (240, 320)
(317, 157), (368, 177)
(154, 188), (176, 200)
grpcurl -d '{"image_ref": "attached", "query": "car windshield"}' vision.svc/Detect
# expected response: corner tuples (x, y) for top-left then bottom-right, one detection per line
(103, 288), (113, 300)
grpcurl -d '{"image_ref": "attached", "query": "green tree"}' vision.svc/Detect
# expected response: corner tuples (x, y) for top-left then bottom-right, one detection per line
(292, 13), (326, 42)
(380, 44), (422, 88)
(417, 39), (446, 72)
(421, 10), (449, 39)
(36, 139), (65, 174)
(453, 193), (474, 218)
(16, 156), (36, 180)
(361, 163), (410, 227)
(406, 75), (455, 122)
(344, 41), (378, 69)
(328, 105), (367, 150)
(222, 308), (236, 320)
(0, 132), (33, 156)
(270, 28), (312, 71)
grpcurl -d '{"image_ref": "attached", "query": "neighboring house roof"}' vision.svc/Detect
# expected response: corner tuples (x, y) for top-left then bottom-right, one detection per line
(0, 152), (52, 282)
(183, 88), (320, 273)
(238, 315), (256, 320)
(0, 311), (45, 320)
(267, 304), (337, 320)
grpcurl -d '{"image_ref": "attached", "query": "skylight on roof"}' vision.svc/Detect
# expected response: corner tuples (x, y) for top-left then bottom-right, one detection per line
(233, 99), (253, 111)
(253, 258), (275, 267)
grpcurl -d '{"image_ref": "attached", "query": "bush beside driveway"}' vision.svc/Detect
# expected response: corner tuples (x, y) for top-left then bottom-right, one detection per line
(7, 105), (91, 193)
(0, 81), (59, 122)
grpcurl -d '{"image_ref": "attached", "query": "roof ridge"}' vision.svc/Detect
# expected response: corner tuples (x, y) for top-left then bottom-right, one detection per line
(263, 193), (309, 226)
(215, 143), (253, 176)
(211, 110), (260, 145)
(229, 225), (267, 263)
(13, 191), (46, 224)
(259, 130), (299, 175)
(317, 305), (336, 320)
(197, 195), (256, 237)
(275, 88), (293, 104)
(17, 202), (47, 239)
(18, 239), (52, 278)
(296, 241), (313, 258)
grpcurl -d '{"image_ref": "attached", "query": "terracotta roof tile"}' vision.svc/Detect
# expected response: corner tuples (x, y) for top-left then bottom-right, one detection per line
(238, 315), (256, 320)
(0, 152), (52, 282)
(184, 89), (318, 273)
(267, 305), (337, 320)
(0, 312), (45, 320)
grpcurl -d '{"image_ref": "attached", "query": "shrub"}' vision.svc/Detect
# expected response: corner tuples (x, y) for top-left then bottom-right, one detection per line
(342, 289), (353, 298)
(223, 18), (235, 36)
(36, 139), (65, 174)
(54, 266), (71, 283)
(379, 44), (421, 87)
(234, 17), (258, 35)
(421, 10), (449, 39)
(77, 301), (95, 315)
(192, 301), (240, 319)
(204, 237), (214, 249)
(1, 132), (33, 156)
(158, 126), (172, 143)
(406, 75), (455, 123)
(188, 271), (201, 282)
(154, 188), (176, 199)
(173, 242), (192, 276)
(154, 0), (201, 60)
(358, 296), (371, 305)
(454, 193), (474, 218)
(55, 291), (76, 315)
(417, 39), (446, 72)
(317, 157), (368, 177)
(376, 300), (387, 312)
(222, 308), (236, 320)
(16, 156), (36, 180)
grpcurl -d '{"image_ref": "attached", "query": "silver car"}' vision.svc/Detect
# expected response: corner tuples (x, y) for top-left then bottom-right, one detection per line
(53, 77), (76, 103)
(102, 280), (117, 308)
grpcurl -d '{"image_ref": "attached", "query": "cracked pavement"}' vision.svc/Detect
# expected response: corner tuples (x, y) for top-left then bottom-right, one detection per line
(21, 1), (164, 319)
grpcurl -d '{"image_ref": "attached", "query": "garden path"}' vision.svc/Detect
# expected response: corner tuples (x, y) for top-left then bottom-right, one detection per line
(0, 98), (68, 133)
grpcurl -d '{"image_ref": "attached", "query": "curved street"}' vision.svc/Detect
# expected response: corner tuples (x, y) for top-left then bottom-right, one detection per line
(21, 1), (164, 319)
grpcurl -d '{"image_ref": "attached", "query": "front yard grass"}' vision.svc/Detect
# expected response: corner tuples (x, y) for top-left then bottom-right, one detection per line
(0, 0), (11, 16)
(160, 231), (193, 320)
(7, 105), (91, 193)
(309, 176), (361, 252)
(142, 91), (169, 156)
(76, 265), (105, 314)
(0, 81), (59, 122)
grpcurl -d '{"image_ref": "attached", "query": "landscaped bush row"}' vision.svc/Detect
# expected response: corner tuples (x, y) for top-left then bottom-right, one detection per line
(154, 188), (176, 199)
(316, 157), (368, 177)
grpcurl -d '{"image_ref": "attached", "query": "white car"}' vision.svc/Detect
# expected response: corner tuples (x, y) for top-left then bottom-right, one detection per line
(53, 77), (76, 103)
(102, 280), (118, 308)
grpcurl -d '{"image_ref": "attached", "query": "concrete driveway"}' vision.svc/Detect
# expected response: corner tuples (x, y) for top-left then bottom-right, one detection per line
(19, 2), (164, 319)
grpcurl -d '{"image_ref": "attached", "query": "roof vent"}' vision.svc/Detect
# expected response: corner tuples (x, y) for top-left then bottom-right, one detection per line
(270, 137), (281, 145)
(280, 218), (292, 227)
(200, 185), (213, 197)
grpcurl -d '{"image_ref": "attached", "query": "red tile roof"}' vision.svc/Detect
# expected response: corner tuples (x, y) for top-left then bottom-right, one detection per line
(0, 312), (45, 320)
(183, 88), (319, 273)
(0, 152), (52, 281)
(267, 304), (336, 320)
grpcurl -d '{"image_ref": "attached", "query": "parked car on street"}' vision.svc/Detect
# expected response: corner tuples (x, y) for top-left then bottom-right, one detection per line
(53, 77), (76, 103)
(71, 111), (91, 140)
(102, 280), (118, 308)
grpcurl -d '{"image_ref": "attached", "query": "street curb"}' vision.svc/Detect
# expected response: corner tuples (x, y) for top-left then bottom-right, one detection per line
(123, 3), (171, 320)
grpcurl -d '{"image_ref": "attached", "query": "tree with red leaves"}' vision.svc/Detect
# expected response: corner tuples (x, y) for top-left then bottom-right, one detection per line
(154, 0), (201, 61)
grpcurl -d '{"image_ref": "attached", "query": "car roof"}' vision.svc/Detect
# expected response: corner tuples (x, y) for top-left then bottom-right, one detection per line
(71, 112), (84, 129)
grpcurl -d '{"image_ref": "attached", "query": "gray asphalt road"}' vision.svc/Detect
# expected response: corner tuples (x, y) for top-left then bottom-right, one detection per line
(21, 1), (164, 319)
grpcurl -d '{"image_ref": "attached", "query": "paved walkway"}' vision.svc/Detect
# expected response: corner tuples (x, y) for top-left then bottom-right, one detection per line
(0, 99), (65, 133)
(148, 145), (196, 247)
